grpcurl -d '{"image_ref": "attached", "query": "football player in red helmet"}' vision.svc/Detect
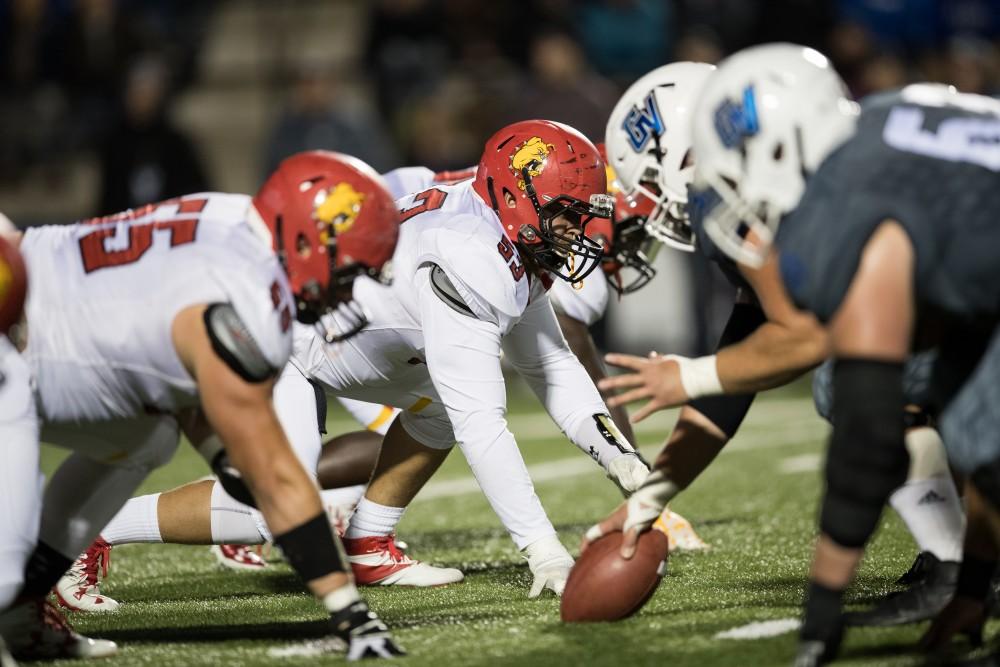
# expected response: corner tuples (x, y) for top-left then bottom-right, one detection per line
(0, 234), (26, 339)
(472, 120), (612, 283)
(253, 150), (398, 341)
(0, 151), (403, 660)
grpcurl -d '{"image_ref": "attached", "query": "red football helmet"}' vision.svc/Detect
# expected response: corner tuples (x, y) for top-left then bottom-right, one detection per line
(0, 235), (27, 337)
(253, 150), (398, 341)
(592, 144), (658, 295)
(472, 120), (612, 282)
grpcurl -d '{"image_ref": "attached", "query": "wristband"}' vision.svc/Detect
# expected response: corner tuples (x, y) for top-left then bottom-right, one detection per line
(674, 354), (723, 400)
(275, 512), (348, 582)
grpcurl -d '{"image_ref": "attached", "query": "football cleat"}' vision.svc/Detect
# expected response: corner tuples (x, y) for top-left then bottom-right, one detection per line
(331, 600), (405, 661)
(211, 544), (270, 571)
(326, 503), (408, 551)
(0, 596), (117, 660)
(844, 555), (958, 626)
(54, 537), (120, 612)
(343, 535), (463, 586)
(653, 508), (710, 552)
(895, 551), (935, 586)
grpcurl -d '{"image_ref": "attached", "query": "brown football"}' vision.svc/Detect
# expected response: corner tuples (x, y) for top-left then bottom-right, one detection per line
(0, 236), (27, 336)
(561, 529), (669, 623)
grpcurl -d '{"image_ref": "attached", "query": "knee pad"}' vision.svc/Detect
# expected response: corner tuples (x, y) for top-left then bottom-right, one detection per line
(821, 360), (909, 548)
(398, 410), (455, 450)
(115, 417), (181, 471)
(210, 480), (270, 543)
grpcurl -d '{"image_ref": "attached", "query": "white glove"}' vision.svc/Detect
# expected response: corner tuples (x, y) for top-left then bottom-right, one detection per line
(623, 470), (676, 537)
(607, 453), (651, 496)
(521, 535), (574, 598)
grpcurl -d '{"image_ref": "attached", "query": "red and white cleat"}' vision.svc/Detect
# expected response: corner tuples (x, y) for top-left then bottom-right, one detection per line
(210, 544), (270, 571)
(343, 535), (463, 587)
(54, 537), (120, 612)
(0, 596), (117, 660)
(653, 508), (710, 552)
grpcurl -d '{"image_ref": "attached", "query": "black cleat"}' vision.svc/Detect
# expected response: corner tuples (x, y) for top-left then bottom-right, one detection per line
(845, 557), (959, 627)
(331, 601), (405, 661)
(895, 551), (936, 586)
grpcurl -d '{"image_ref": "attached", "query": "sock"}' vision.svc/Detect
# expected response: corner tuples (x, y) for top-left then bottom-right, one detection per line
(101, 493), (162, 546)
(890, 475), (965, 562)
(323, 584), (362, 614)
(321, 485), (366, 511)
(21, 541), (74, 598)
(344, 497), (405, 539)
(800, 580), (844, 643)
(210, 481), (271, 544)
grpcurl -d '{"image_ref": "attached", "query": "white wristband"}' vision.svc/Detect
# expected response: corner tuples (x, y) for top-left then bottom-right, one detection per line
(674, 354), (723, 400)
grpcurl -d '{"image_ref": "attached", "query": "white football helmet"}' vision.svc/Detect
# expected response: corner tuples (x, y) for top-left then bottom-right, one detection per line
(605, 62), (715, 252)
(690, 43), (859, 267)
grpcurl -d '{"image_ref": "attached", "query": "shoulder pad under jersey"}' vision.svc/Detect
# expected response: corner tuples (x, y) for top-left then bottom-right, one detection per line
(204, 303), (279, 382)
(412, 216), (529, 329)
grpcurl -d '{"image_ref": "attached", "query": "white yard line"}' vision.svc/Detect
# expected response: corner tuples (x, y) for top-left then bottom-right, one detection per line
(714, 618), (801, 640)
(778, 453), (823, 474)
(413, 401), (827, 503)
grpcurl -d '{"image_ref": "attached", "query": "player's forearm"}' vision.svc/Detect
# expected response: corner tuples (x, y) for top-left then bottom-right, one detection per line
(651, 406), (729, 490)
(715, 320), (828, 394)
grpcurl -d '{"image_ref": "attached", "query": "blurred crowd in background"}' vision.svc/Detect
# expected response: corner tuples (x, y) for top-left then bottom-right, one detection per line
(2, 0), (998, 353)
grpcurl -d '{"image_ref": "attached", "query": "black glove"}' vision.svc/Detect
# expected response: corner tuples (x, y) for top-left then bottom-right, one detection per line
(331, 601), (405, 661)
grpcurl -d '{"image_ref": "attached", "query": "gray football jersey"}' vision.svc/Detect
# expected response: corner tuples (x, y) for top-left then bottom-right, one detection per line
(778, 86), (1000, 326)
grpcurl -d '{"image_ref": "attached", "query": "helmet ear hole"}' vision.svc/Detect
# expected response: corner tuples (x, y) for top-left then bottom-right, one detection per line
(502, 187), (517, 208)
(295, 232), (310, 257)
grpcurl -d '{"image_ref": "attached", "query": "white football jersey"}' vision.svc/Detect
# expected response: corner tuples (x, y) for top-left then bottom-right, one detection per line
(382, 166), (608, 328)
(548, 270), (610, 327)
(21, 193), (295, 422)
(291, 179), (548, 392)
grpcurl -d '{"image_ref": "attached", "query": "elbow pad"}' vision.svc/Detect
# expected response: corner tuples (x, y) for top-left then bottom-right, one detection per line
(194, 433), (258, 508)
(820, 358), (908, 548)
(204, 303), (277, 383)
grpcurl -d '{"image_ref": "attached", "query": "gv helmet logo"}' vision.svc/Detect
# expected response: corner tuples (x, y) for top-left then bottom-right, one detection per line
(622, 91), (665, 152)
(714, 85), (760, 149)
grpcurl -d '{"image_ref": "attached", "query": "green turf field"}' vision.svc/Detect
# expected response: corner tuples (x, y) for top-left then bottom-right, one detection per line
(37, 384), (978, 666)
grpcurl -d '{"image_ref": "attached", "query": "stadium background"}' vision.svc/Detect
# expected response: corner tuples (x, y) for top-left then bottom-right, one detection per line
(1, 0), (997, 357)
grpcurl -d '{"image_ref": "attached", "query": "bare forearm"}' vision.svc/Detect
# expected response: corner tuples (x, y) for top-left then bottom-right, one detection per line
(652, 406), (728, 489)
(716, 321), (827, 394)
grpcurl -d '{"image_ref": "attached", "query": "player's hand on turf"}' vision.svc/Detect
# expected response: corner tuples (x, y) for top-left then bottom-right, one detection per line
(919, 596), (985, 653)
(522, 535), (574, 598)
(331, 601), (406, 661)
(598, 351), (687, 422)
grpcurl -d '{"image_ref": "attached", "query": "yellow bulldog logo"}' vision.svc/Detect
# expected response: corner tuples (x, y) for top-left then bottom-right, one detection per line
(510, 136), (555, 190)
(315, 182), (366, 238)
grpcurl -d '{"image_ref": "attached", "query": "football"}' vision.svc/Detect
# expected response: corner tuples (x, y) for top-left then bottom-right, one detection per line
(561, 529), (669, 623)
(0, 235), (26, 336)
